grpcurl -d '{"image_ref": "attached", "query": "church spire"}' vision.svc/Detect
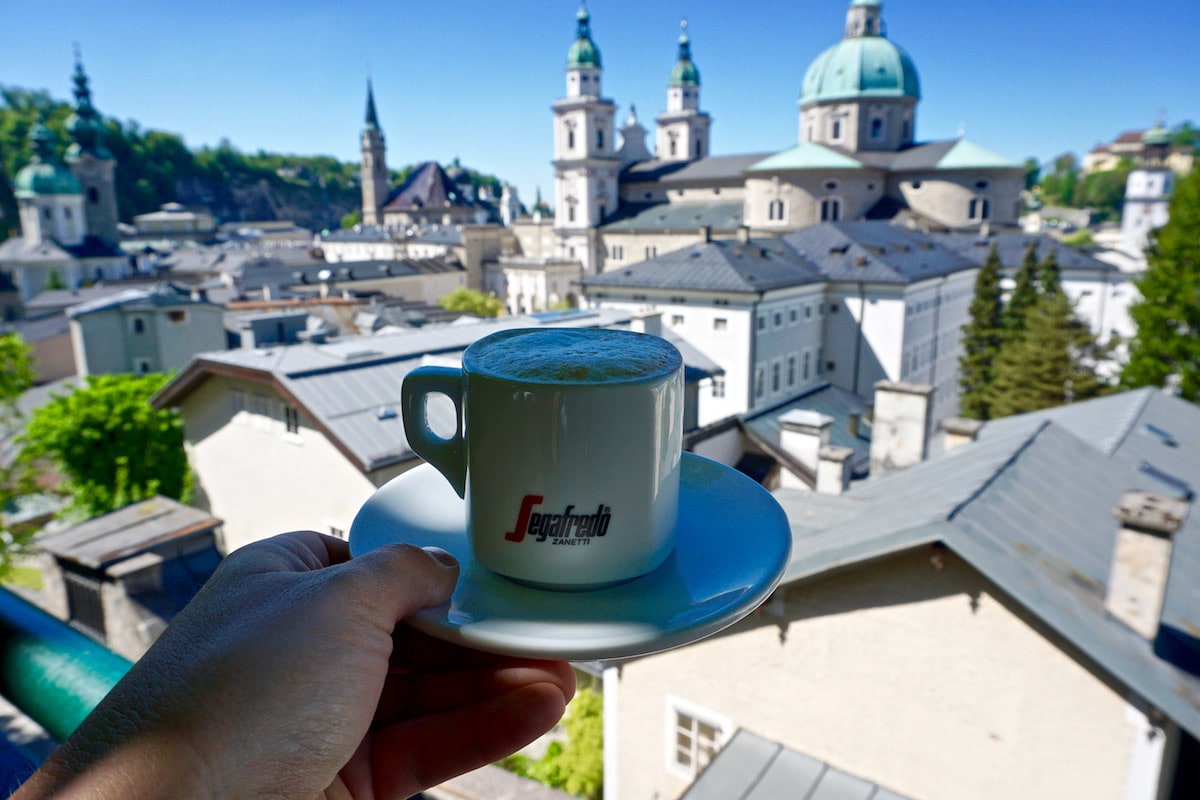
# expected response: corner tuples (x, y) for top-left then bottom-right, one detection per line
(66, 47), (109, 160)
(365, 79), (380, 130)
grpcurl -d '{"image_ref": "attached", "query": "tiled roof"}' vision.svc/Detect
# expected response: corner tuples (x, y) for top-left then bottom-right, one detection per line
(581, 238), (824, 294)
(600, 201), (744, 232)
(783, 221), (977, 284)
(770, 388), (1200, 740)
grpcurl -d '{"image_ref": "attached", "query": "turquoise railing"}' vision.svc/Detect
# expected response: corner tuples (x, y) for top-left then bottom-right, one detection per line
(0, 588), (130, 742)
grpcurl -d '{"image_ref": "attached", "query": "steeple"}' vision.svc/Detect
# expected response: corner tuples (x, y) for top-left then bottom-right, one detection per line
(365, 79), (380, 130)
(669, 20), (700, 89)
(657, 19), (711, 162)
(62, 50), (120, 243)
(567, 3), (602, 70)
(360, 79), (389, 227)
(845, 0), (884, 38)
(66, 49), (109, 160)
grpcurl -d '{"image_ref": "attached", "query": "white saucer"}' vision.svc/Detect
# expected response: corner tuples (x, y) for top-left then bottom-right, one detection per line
(349, 452), (791, 661)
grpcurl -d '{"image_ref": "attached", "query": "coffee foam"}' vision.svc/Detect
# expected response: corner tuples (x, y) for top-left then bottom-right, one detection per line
(467, 329), (681, 384)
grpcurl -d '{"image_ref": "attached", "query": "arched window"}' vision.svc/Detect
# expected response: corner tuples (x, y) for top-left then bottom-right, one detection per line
(820, 197), (842, 222)
(669, 137), (677, 157)
(567, 128), (575, 150)
(768, 199), (786, 222)
(968, 196), (991, 221)
(870, 117), (884, 140)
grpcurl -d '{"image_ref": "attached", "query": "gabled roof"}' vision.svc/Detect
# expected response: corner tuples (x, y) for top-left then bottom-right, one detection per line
(770, 388), (1200, 739)
(580, 238), (824, 294)
(740, 383), (873, 481)
(66, 282), (216, 318)
(684, 729), (911, 800)
(382, 162), (478, 212)
(783, 221), (977, 285)
(600, 200), (745, 233)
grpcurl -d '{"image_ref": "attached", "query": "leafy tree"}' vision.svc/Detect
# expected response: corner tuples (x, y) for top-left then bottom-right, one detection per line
(988, 290), (1107, 417)
(1003, 241), (1039, 338)
(0, 335), (38, 575)
(438, 288), (504, 318)
(1022, 157), (1041, 191)
(958, 244), (1004, 419)
(1039, 153), (1078, 206)
(340, 209), (361, 229)
(1122, 167), (1200, 401)
(19, 373), (191, 516)
(500, 686), (603, 799)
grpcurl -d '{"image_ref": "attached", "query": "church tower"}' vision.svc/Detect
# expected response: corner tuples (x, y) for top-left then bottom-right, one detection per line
(360, 80), (390, 227)
(65, 54), (119, 244)
(655, 21), (711, 162)
(553, 3), (620, 275)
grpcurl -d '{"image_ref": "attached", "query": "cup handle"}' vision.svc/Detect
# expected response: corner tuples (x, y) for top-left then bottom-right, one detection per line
(401, 366), (467, 498)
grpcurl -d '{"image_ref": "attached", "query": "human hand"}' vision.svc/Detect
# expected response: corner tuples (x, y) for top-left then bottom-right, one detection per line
(15, 531), (575, 799)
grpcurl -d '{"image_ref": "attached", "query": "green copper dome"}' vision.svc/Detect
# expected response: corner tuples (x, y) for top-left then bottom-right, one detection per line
(800, 34), (920, 106)
(669, 26), (700, 87)
(14, 123), (82, 198)
(567, 5), (602, 69)
(1142, 123), (1170, 147)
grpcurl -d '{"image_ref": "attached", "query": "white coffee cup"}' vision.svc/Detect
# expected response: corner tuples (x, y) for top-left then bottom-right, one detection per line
(402, 327), (684, 590)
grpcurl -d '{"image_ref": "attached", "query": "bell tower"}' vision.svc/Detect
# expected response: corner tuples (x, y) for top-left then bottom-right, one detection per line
(656, 20), (711, 163)
(65, 51), (119, 244)
(360, 80), (390, 227)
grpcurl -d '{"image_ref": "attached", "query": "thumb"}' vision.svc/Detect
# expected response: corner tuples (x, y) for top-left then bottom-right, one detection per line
(337, 543), (459, 622)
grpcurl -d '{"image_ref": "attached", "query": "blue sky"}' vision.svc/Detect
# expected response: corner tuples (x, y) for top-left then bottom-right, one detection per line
(3, 0), (1197, 210)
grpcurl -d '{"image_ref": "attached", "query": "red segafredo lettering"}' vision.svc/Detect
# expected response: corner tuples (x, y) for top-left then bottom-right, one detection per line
(504, 495), (612, 543)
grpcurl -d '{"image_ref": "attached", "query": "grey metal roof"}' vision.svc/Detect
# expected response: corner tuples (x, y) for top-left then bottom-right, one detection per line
(581, 238), (824, 294)
(783, 221), (978, 285)
(683, 729), (912, 800)
(66, 282), (214, 317)
(236, 257), (461, 292)
(0, 313), (69, 343)
(621, 153), (773, 185)
(935, 230), (1122, 275)
(23, 281), (162, 316)
(600, 200), (745, 232)
(740, 383), (873, 478)
(155, 309), (704, 472)
(36, 496), (221, 570)
(771, 388), (1200, 739)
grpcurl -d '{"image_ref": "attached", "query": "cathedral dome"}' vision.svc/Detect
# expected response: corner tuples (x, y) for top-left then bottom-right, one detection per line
(14, 124), (82, 198)
(567, 6), (602, 69)
(800, 1), (919, 107)
(800, 36), (920, 106)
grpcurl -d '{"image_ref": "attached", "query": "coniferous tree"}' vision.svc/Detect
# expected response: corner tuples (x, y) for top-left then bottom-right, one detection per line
(1003, 241), (1040, 337)
(958, 243), (1004, 419)
(1038, 248), (1062, 297)
(988, 289), (1106, 418)
(1121, 168), (1200, 401)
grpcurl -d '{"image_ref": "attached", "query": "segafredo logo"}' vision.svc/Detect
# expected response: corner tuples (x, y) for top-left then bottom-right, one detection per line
(504, 495), (612, 545)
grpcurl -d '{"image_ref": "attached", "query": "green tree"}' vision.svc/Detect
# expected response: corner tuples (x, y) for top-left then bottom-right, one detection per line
(989, 290), (1107, 418)
(1003, 241), (1039, 337)
(1121, 167), (1200, 401)
(438, 287), (504, 318)
(1038, 248), (1062, 297)
(1022, 157), (1041, 191)
(19, 373), (191, 516)
(500, 686), (603, 799)
(340, 209), (361, 229)
(958, 244), (1004, 420)
(1039, 153), (1078, 206)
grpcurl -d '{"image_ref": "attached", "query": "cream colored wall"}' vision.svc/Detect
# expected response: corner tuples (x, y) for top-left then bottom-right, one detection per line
(597, 231), (703, 271)
(893, 171), (1024, 228)
(614, 550), (1139, 800)
(179, 375), (388, 553)
(744, 172), (885, 229)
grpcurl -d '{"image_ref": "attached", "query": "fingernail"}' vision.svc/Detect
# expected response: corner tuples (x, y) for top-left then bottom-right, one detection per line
(424, 546), (458, 568)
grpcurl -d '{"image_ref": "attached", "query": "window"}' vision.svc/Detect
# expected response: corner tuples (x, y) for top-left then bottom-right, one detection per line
(870, 116), (884, 140)
(771, 361), (781, 392)
(695, 140), (702, 158)
(823, 179), (839, 192)
(820, 197), (842, 222)
(671, 314), (684, 326)
(88, 187), (99, 203)
(567, 128), (575, 149)
(568, 205), (575, 222)
(789, 307), (798, 324)
(133, 358), (153, 375)
(645, 245), (657, 259)
(284, 405), (301, 434)
(248, 394), (273, 418)
(669, 698), (727, 779)
(131, 317), (146, 335)
(328, 526), (346, 540)
(803, 351), (811, 380)
(754, 366), (764, 399)
(711, 376), (726, 398)
(831, 118), (843, 141)
(609, 244), (624, 260)
(63, 207), (72, 220)
(969, 196), (991, 221)
(597, 129), (604, 150)
(787, 356), (796, 387)
(756, 315), (766, 331)
(773, 311), (783, 328)
(805, 304), (812, 319)
(167, 309), (187, 324)
(713, 317), (728, 331)
(229, 388), (246, 416)
(768, 199), (786, 222)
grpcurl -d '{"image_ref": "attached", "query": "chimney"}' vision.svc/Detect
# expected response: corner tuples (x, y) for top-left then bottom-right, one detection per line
(1105, 491), (1188, 638)
(699, 225), (712, 243)
(940, 417), (984, 450)
(629, 311), (663, 338)
(816, 445), (854, 495)
(869, 381), (934, 476)
(737, 225), (751, 243)
(778, 410), (832, 489)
